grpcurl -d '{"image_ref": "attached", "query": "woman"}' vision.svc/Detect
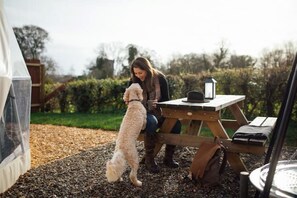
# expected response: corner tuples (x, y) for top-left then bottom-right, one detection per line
(130, 57), (181, 174)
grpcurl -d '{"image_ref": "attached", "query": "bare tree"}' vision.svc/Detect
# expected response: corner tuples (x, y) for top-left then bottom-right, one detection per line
(119, 44), (138, 77)
(212, 41), (229, 70)
(259, 43), (297, 69)
(284, 41), (297, 66)
(40, 55), (60, 83)
(228, 54), (256, 68)
(88, 42), (160, 78)
(167, 53), (212, 75)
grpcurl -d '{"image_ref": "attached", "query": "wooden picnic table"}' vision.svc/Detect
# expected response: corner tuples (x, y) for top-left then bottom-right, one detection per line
(154, 95), (255, 173)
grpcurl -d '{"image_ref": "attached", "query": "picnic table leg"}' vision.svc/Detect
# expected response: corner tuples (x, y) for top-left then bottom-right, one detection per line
(205, 120), (247, 173)
(228, 103), (249, 126)
(186, 120), (203, 136)
(153, 118), (177, 157)
(205, 120), (229, 138)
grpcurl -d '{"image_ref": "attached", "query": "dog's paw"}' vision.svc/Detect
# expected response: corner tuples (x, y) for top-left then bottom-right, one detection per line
(187, 171), (193, 180)
(130, 175), (142, 187)
(132, 180), (142, 187)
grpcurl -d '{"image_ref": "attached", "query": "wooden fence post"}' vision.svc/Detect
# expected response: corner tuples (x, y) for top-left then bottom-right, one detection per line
(26, 59), (44, 112)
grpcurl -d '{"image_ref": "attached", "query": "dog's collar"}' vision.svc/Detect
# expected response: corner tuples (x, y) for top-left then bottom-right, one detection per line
(128, 99), (141, 103)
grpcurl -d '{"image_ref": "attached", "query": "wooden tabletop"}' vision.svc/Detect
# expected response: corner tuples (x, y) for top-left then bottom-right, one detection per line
(157, 95), (245, 111)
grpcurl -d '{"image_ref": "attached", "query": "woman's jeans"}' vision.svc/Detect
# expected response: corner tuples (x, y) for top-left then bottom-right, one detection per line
(145, 113), (181, 135)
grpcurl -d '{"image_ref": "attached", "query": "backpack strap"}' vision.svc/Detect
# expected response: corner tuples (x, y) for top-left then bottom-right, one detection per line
(214, 136), (228, 174)
(218, 143), (227, 174)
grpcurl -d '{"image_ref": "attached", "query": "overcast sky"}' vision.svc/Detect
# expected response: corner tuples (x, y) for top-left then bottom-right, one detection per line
(3, 0), (297, 75)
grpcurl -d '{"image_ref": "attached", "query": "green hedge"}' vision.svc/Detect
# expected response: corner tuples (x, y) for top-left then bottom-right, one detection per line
(45, 67), (296, 121)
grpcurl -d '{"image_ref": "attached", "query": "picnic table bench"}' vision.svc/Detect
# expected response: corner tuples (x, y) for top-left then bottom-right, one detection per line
(139, 117), (277, 155)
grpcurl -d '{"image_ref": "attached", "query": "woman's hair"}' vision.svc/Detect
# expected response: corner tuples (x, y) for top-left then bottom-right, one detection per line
(130, 57), (162, 83)
(130, 57), (164, 100)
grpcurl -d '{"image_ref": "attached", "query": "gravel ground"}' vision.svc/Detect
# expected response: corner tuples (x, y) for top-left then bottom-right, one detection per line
(1, 124), (296, 198)
(1, 141), (296, 198)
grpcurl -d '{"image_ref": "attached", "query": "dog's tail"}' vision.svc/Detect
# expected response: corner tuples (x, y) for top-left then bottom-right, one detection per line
(106, 150), (127, 183)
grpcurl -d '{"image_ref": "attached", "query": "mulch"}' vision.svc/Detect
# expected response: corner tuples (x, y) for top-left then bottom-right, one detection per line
(29, 124), (117, 168)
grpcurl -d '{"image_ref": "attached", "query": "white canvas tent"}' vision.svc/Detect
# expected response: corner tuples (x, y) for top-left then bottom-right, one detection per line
(0, 0), (31, 193)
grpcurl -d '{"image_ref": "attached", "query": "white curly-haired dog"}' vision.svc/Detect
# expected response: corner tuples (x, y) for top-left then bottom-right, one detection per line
(106, 83), (146, 187)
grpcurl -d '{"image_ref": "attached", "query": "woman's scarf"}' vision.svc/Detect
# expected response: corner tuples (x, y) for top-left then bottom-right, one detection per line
(142, 74), (161, 109)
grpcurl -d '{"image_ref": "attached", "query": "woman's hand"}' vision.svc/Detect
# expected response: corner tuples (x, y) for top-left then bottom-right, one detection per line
(148, 99), (158, 110)
(152, 99), (158, 108)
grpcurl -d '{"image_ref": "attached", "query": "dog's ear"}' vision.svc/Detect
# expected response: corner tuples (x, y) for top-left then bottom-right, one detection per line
(137, 88), (143, 101)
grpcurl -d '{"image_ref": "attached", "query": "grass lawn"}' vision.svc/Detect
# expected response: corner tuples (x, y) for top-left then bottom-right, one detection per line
(30, 112), (297, 146)
(30, 112), (124, 131)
